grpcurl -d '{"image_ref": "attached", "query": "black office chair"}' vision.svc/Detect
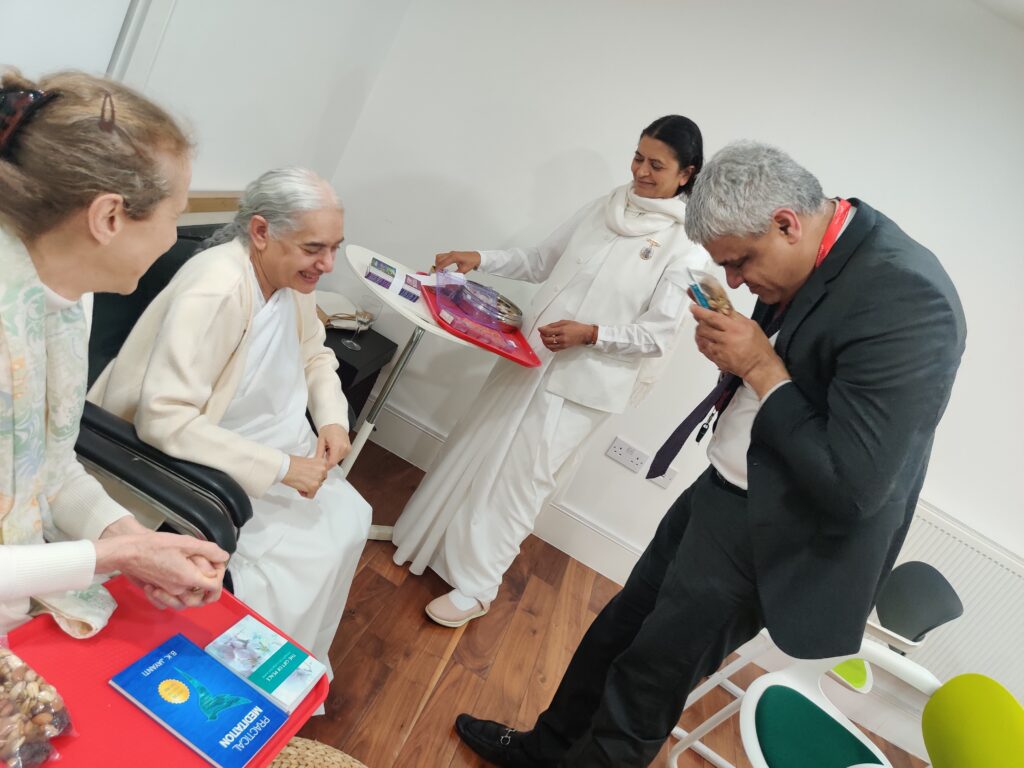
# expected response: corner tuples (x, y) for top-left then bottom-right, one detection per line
(77, 224), (250, 589)
(876, 560), (964, 651)
(87, 224), (215, 387)
(77, 401), (250, 549)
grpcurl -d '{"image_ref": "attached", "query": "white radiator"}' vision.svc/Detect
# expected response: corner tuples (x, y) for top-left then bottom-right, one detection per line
(895, 500), (1024, 699)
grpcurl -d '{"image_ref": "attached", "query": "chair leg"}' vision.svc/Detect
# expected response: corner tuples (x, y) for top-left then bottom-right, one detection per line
(668, 632), (770, 766)
(667, 737), (736, 768)
(682, 653), (750, 711)
(671, 673), (748, 740)
(681, 631), (771, 710)
(667, 697), (742, 768)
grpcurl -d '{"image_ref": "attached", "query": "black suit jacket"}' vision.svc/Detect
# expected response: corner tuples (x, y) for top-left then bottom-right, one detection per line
(746, 200), (966, 658)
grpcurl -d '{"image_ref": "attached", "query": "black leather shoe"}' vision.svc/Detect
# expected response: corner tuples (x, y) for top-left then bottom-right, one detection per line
(455, 714), (548, 767)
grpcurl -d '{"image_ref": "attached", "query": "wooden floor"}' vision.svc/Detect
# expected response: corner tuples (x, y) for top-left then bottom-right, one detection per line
(298, 441), (927, 768)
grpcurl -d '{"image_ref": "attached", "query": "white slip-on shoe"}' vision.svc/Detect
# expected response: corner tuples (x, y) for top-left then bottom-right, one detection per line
(425, 593), (490, 628)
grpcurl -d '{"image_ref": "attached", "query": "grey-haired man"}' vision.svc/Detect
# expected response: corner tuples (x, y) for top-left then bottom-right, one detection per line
(455, 141), (966, 767)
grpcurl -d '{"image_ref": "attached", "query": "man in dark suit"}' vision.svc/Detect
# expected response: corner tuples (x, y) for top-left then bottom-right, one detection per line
(454, 141), (967, 766)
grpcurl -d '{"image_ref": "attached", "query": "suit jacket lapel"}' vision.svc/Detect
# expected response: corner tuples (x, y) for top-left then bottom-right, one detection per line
(751, 300), (773, 327)
(775, 199), (877, 359)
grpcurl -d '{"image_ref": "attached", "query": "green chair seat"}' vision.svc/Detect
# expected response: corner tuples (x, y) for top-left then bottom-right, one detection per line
(755, 685), (884, 768)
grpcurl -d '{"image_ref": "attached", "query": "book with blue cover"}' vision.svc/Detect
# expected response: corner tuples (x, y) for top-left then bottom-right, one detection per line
(109, 633), (289, 767)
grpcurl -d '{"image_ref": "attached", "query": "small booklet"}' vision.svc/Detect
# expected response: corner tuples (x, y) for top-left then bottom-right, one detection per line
(110, 633), (288, 767)
(205, 616), (327, 714)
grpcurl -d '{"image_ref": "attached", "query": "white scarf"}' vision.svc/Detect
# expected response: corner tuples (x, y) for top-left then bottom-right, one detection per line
(605, 184), (688, 237)
(601, 185), (694, 404)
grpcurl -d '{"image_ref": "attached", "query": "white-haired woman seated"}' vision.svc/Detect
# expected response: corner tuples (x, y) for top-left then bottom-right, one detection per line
(90, 168), (371, 673)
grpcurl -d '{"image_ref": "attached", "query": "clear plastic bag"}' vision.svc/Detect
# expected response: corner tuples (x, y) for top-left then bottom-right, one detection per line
(687, 268), (734, 314)
(0, 643), (72, 767)
(435, 269), (523, 332)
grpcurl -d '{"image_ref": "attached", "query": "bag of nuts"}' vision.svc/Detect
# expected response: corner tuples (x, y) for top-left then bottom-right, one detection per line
(0, 645), (72, 768)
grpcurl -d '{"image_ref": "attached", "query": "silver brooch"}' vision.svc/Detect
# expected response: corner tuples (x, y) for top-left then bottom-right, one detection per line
(640, 238), (660, 260)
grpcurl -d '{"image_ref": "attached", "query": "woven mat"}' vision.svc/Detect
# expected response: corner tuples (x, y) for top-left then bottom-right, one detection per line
(270, 737), (368, 768)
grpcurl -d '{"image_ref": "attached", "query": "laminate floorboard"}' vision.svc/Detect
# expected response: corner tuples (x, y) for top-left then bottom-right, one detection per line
(299, 440), (927, 768)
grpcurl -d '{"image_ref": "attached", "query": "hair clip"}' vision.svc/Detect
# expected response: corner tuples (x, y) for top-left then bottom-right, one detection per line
(98, 91), (116, 132)
(0, 89), (59, 157)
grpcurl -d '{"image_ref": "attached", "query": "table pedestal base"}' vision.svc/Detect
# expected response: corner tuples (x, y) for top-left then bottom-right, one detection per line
(341, 327), (426, 544)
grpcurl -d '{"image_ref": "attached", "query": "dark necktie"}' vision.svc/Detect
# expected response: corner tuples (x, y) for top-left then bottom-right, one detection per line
(646, 308), (784, 479)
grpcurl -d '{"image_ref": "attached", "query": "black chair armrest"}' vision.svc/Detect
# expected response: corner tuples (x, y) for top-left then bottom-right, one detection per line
(75, 427), (239, 555)
(79, 402), (252, 529)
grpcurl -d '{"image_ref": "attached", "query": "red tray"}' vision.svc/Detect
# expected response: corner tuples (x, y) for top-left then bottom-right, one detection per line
(7, 575), (327, 767)
(420, 280), (541, 367)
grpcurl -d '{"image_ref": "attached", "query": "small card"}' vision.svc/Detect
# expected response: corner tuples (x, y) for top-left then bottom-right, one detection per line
(364, 257), (421, 303)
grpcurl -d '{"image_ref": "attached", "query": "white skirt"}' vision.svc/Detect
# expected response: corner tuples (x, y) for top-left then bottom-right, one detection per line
(230, 469), (371, 677)
(392, 358), (605, 602)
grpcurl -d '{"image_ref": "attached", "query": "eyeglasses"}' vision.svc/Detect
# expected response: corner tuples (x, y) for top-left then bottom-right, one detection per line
(0, 89), (59, 157)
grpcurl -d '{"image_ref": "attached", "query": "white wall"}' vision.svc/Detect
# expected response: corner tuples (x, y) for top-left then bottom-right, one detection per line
(115, 0), (412, 189)
(323, 0), (1024, 576)
(0, 0), (130, 78)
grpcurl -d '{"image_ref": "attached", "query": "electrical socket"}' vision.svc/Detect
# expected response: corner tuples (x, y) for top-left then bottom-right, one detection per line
(648, 465), (678, 489)
(605, 436), (649, 474)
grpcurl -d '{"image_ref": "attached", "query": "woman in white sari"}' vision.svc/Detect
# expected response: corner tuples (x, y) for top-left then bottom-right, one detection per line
(90, 169), (371, 672)
(393, 116), (708, 626)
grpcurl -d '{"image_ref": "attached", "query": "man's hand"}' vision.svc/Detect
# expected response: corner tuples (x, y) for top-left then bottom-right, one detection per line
(95, 520), (228, 610)
(538, 320), (596, 352)
(283, 454), (331, 498)
(316, 423), (351, 466)
(434, 251), (481, 274)
(691, 305), (790, 397)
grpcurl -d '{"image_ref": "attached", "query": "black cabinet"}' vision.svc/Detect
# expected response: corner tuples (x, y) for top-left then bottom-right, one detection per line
(323, 328), (398, 421)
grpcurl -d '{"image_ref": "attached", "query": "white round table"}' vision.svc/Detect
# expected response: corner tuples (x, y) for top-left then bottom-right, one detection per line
(341, 245), (478, 539)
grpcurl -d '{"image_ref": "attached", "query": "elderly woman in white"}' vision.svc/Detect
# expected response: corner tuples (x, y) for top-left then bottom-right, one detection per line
(90, 168), (371, 672)
(393, 115), (709, 626)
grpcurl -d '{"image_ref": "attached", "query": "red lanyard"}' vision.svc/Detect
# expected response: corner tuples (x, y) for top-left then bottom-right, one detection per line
(771, 198), (851, 321)
(815, 198), (852, 268)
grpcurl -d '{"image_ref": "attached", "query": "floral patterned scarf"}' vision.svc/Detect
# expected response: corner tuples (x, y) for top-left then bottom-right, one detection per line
(0, 225), (115, 637)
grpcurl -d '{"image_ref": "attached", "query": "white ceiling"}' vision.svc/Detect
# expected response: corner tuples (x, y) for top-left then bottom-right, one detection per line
(973, 0), (1024, 27)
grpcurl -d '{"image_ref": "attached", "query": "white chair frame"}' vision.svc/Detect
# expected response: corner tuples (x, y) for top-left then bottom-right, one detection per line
(667, 627), (930, 768)
(739, 639), (941, 768)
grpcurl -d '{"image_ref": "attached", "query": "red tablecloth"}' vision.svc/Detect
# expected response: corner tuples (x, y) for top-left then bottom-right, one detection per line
(8, 575), (327, 766)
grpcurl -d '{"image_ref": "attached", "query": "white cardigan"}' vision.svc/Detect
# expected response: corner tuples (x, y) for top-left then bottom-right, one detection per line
(480, 195), (707, 413)
(88, 239), (349, 498)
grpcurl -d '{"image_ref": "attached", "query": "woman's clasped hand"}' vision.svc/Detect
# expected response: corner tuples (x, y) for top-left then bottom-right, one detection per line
(94, 517), (228, 609)
(538, 320), (597, 351)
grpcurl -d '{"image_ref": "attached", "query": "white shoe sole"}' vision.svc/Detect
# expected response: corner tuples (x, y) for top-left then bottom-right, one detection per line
(424, 603), (489, 628)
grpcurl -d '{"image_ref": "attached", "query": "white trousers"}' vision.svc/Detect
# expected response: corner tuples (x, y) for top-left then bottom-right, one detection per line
(393, 360), (605, 602)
